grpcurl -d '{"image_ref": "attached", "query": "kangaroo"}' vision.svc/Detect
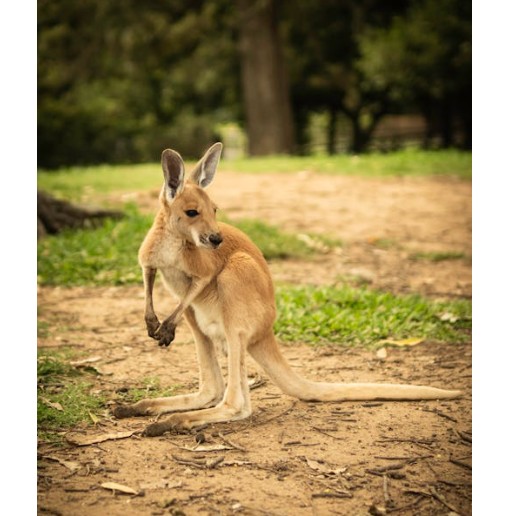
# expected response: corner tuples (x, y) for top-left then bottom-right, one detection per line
(113, 142), (461, 436)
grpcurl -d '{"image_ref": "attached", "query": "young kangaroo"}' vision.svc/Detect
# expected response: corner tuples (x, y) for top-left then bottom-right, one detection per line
(113, 142), (461, 436)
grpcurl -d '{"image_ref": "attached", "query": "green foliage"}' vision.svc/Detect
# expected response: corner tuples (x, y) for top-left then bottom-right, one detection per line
(274, 285), (471, 348)
(38, 0), (239, 168)
(38, 163), (164, 202)
(357, 0), (471, 143)
(38, 0), (471, 166)
(37, 349), (106, 434)
(229, 219), (313, 260)
(37, 205), (150, 286)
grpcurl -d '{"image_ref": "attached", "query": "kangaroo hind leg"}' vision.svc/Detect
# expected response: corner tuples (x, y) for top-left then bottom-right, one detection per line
(144, 328), (251, 435)
(113, 307), (225, 418)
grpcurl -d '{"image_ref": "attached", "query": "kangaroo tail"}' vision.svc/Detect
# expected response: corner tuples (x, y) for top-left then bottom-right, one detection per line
(248, 333), (461, 401)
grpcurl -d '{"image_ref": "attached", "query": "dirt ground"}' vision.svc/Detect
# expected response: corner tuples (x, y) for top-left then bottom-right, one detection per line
(38, 172), (472, 516)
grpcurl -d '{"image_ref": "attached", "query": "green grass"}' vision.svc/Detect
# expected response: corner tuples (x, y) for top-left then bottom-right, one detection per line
(409, 251), (467, 262)
(37, 348), (106, 438)
(226, 218), (315, 259)
(38, 149), (471, 201)
(274, 285), (471, 348)
(37, 207), (318, 286)
(38, 204), (150, 286)
(37, 347), (180, 440)
(220, 149), (471, 178)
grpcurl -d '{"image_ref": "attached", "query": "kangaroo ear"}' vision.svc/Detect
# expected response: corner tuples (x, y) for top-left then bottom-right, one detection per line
(161, 149), (185, 202)
(191, 142), (223, 188)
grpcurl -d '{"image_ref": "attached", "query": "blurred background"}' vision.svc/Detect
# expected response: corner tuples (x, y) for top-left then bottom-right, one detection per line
(38, 0), (471, 169)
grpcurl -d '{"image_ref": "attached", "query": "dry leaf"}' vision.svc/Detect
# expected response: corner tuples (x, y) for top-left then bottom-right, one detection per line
(101, 482), (138, 495)
(183, 444), (234, 453)
(88, 411), (100, 425)
(247, 376), (266, 390)
(305, 458), (347, 476)
(439, 312), (459, 323)
(41, 397), (64, 412)
(376, 348), (388, 359)
(70, 356), (102, 366)
(378, 337), (425, 347)
(43, 455), (81, 472)
(66, 430), (137, 446)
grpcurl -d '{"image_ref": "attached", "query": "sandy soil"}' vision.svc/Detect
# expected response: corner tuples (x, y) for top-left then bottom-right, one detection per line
(38, 172), (471, 515)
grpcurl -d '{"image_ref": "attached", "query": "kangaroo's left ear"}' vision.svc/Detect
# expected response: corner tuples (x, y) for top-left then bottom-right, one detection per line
(191, 142), (223, 188)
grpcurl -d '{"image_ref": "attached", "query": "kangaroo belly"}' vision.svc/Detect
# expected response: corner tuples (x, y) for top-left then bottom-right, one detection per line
(192, 302), (227, 354)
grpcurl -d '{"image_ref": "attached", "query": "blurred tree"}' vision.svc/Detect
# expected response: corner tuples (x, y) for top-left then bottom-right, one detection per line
(284, 0), (412, 154)
(38, 0), (240, 167)
(38, 0), (470, 166)
(284, 0), (470, 153)
(357, 0), (471, 149)
(236, 0), (295, 155)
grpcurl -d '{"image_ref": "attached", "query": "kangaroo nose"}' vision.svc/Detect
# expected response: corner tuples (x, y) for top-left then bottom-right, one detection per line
(209, 233), (223, 247)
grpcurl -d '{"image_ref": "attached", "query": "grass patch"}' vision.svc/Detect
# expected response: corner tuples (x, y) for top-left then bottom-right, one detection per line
(274, 285), (471, 348)
(38, 150), (471, 201)
(220, 149), (471, 179)
(38, 204), (150, 286)
(37, 206), (320, 286)
(409, 251), (467, 262)
(38, 320), (51, 338)
(38, 348), (106, 439)
(227, 218), (315, 260)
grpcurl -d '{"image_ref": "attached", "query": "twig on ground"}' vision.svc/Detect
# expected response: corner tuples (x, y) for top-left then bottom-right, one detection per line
(428, 486), (460, 513)
(377, 436), (435, 451)
(378, 436), (434, 445)
(383, 475), (393, 508)
(422, 407), (458, 423)
(312, 491), (353, 499)
(449, 457), (472, 471)
(366, 462), (406, 476)
(388, 495), (424, 513)
(218, 432), (247, 452)
(374, 455), (433, 462)
(171, 454), (224, 470)
(310, 426), (344, 441)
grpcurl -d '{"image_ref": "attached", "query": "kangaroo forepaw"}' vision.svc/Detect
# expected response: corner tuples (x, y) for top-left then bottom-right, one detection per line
(155, 320), (176, 347)
(145, 315), (161, 339)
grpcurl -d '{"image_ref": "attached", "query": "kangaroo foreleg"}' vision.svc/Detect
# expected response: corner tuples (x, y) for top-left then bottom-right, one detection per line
(142, 266), (161, 338)
(155, 276), (212, 346)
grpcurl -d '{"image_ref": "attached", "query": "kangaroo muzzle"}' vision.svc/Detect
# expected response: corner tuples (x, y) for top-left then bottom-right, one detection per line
(208, 232), (223, 248)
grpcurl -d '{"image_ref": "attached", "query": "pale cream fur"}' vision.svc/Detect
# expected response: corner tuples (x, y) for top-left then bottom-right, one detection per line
(113, 143), (461, 436)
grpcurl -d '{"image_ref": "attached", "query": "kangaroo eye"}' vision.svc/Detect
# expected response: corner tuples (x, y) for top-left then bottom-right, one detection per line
(185, 210), (199, 218)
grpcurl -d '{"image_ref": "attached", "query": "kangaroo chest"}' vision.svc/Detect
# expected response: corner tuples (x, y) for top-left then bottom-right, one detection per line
(159, 266), (191, 300)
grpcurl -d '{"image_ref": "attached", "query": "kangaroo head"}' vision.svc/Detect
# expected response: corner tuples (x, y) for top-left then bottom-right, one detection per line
(160, 142), (223, 249)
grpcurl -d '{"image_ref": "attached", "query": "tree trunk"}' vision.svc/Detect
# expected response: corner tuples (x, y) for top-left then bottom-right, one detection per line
(237, 0), (295, 155)
(440, 95), (454, 148)
(327, 108), (338, 155)
(37, 190), (123, 238)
